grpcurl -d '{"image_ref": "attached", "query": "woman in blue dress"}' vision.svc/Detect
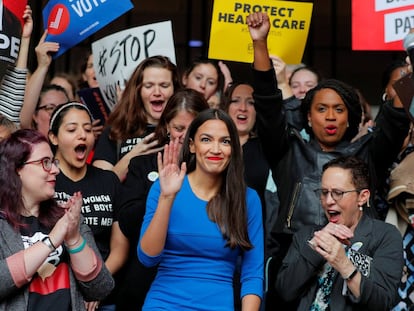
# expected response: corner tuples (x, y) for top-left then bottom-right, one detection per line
(138, 108), (264, 310)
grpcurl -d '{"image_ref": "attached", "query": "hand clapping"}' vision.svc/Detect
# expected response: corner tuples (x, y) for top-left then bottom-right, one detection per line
(50, 192), (83, 247)
(308, 223), (354, 271)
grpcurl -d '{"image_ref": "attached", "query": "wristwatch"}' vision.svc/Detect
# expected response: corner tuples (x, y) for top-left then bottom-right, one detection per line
(344, 267), (358, 281)
(41, 236), (56, 252)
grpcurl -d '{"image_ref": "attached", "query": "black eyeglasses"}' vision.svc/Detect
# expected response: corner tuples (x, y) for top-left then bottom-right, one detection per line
(36, 104), (57, 114)
(314, 188), (360, 202)
(23, 157), (59, 172)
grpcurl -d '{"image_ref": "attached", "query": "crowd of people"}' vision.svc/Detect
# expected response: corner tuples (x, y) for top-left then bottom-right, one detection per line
(0, 6), (413, 311)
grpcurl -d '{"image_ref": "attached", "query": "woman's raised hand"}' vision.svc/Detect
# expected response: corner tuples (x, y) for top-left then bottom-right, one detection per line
(21, 5), (33, 40)
(246, 12), (270, 42)
(270, 55), (288, 84)
(157, 139), (186, 198)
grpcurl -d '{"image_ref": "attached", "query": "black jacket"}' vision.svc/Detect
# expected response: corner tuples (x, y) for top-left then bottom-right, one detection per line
(276, 215), (403, 311)
(252, 67), (410, 250)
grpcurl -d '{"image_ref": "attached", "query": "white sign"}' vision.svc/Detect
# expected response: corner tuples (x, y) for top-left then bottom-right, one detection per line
(375, 0), (412, 12)
(384, 8), (414, 43)
(92, 21), (176, 109)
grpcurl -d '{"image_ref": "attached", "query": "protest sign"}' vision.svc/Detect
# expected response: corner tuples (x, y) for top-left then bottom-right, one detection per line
(0, 0), (27, 77)
(208, 0), (313, 64)
(91, 21), (176, 110)
(352, 0), (414, 50)
(77, 87), (110, 125)
(42, 0), (134, 58)
(3, 0), (26, 26)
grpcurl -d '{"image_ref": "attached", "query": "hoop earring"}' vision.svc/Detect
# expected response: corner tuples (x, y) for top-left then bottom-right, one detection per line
(308, 121), (312, 128)
(382, 93), (387, 102)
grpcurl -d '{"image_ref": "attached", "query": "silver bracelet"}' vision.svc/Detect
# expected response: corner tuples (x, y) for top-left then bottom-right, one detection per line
(41, 236), (56, 252)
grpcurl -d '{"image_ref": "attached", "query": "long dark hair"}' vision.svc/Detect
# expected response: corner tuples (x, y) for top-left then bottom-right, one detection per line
(108, 55), (180, 141)
(301, 79), (362, 141)
(153, 88), (209, 146)
(78, 50), (92, 89)
(0, 129), (64, 230)
(180, 109), (252, 250)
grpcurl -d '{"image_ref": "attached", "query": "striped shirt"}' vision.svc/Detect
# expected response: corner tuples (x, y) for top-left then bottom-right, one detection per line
(0, 66), (28, 126)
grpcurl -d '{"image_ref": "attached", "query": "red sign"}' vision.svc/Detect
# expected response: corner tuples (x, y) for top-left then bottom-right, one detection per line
(4, 0), (27, 27)
(0, 0), (27, 77)
(352, 0), (414, 51)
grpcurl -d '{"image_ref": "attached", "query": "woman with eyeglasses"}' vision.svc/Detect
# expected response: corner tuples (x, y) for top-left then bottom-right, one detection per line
(275, 156), (403, 310)
(0, 129), (114, 310)
(21, 84), (70, 137)
(34, 85), (70, 137)
(48, 102), (128, 311)
(247, 8), (409, 289)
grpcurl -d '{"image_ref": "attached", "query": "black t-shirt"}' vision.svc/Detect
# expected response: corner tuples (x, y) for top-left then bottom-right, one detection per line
(55, 165), (121, 306)
(20, 216), (71, 311)
(54, 165), (121, 261)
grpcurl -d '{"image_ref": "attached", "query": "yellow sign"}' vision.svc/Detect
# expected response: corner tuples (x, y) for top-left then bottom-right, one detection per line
(208, 0), (313, 64)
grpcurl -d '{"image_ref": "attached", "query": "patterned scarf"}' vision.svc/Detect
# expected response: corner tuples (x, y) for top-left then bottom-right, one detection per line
(310, 262), (336, 311)
(392, 227), (414, 311)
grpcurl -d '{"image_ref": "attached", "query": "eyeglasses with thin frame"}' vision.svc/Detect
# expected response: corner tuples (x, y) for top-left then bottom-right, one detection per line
(23, 157), (59, 172)
(36, 104), (57, 114)
(314, 188), (360, 202)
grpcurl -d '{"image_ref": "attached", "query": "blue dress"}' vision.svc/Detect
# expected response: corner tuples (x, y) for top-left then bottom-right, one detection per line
(138, 175), (264, 310)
